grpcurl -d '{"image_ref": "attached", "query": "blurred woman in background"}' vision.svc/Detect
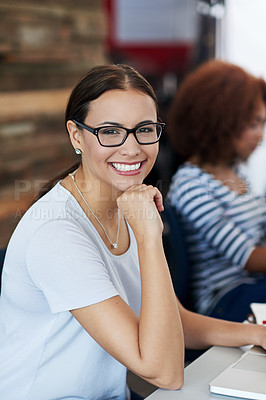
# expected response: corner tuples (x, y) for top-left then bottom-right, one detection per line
(167, 59), (266, 322)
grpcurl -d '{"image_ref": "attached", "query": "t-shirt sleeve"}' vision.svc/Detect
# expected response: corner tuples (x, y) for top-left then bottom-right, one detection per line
(172, 178), (255, 268)
(26, 219), (119, 313)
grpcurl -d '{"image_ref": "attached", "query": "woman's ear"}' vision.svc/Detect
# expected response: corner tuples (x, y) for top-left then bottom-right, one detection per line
(67, 120), (83, 152)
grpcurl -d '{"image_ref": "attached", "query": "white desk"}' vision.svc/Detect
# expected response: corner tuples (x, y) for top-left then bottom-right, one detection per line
(146, 346), (246, 399)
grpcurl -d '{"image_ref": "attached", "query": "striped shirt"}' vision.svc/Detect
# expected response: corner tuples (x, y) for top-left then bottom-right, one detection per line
(167, 162), (266, 314)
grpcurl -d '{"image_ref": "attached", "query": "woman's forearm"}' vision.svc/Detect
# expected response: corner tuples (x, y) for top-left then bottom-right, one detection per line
(179, 304), (266, 350)
(245, 247), (266, 272)
(137, 237), (185, 389)
(117, 185), (184, 388)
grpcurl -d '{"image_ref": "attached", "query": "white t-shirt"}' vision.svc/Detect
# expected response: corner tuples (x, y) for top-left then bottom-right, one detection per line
(0, 183), (141, 400)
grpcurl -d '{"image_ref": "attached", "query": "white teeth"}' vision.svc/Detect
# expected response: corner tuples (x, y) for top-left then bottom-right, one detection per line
(112, 162), (141, 171)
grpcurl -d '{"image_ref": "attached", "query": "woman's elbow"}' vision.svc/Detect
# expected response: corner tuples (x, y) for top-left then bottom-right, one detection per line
(152, 370), (184, 391)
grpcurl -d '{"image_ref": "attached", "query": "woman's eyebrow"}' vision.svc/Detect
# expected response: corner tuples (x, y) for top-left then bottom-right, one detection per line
(98, 121), (121, 126)
(252, 116), (266, 123)
(135, 120), (155, 126)
(97, 120), (155, 127)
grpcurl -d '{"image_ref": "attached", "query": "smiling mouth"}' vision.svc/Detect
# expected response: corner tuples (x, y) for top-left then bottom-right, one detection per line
(111, 162), (142, 172)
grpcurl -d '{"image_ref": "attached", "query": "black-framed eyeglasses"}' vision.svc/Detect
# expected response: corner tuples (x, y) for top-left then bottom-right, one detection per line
(73, 119), (165, 147)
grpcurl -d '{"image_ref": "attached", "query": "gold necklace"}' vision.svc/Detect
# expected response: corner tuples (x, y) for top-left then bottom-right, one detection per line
(69, 172), (120, 249)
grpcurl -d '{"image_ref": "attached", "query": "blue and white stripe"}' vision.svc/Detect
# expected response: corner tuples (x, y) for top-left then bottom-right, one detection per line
(168, 163), (266, 314)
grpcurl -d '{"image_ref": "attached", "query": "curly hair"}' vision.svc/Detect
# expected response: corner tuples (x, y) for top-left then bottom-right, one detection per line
(167, 59), (266, 165)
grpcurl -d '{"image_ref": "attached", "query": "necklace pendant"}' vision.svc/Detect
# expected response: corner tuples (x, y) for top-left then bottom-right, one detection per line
(70, 173), (120, 250)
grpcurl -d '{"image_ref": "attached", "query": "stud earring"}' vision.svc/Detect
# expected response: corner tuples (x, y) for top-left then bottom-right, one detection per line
(75, 148), (82, 155)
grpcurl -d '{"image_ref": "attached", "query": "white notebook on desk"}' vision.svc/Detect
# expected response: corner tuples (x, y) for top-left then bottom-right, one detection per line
(250, 303), (266, 325)
(209, 345), (266, 400)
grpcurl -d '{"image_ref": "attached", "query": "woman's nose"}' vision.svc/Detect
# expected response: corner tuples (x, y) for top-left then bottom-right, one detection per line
(257, 124), (265, 142)
(118, 133), (141, 156)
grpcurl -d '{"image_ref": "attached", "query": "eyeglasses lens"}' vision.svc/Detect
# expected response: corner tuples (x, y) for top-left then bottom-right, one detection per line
(98, 123), (162, 146)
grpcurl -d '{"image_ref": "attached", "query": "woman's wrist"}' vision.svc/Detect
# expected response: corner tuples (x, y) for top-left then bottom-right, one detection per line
(135, 233), (163, 248)
(252, 325), (266, 349)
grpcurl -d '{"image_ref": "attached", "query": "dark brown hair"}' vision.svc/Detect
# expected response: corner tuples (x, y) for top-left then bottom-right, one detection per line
(36, 64), (158, 200)
(167, 59), (266, 165)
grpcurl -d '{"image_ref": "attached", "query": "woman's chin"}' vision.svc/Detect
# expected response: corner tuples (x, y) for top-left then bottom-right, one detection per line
(113, 177), (144, 193)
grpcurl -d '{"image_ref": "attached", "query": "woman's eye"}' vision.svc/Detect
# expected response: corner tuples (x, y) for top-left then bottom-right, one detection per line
(140, 128), (149, 132)
(101, 128), (120, 135)
(138, 127), (153, 133)
(248, 119), (265, 130)
(249, 122), (259, 130)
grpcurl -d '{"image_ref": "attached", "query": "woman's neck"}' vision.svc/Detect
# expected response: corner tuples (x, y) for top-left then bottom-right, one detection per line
(61, 166), (130, 254)
(74, 167), (120, 214)
(188, 155), (233, 170)
(188, 156), (247, 195)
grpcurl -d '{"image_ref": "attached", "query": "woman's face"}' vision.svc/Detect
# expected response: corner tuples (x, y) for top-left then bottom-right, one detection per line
(69, 88), (159, 194)
(234, 100), (266, 161)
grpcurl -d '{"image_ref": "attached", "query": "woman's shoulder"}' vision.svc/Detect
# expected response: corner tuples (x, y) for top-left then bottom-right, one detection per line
(173, 162), (208, 181)
(167, 162), (215, 207)
(9, 183), (81, 245)
(169, 163), (209, 192)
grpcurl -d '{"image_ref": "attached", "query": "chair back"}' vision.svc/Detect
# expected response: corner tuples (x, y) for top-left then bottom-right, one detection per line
(162, 204), (207, 361)
(162, 203), (191, 309)
(0, 248), (7, 294)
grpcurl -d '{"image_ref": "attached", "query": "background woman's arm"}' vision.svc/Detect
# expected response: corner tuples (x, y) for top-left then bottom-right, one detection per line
(178, 300), (266, 350)
(245, 247), (266, 272)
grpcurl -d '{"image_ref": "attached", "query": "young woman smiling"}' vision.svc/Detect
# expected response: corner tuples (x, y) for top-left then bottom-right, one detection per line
(1, 64), (266, 400)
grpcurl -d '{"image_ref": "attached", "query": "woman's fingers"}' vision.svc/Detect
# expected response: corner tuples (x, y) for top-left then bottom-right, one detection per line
(117, 184), (163, 211)
(153, 188), (164, 212)
(117, 184), (164, 238)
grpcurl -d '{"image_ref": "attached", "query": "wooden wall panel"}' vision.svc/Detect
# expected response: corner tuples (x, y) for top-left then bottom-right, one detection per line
(0, 1), (107, 247)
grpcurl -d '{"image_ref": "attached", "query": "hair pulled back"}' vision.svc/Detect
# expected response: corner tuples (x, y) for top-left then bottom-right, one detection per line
(167, 59), (266, 165)
(36, 64), (158, 200)
(65, 64), (158, 126)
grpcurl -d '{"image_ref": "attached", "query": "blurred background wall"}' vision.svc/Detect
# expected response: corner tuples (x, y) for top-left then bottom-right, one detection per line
(0, 0), (107, 247)
(221, 0), (266, 196)
(0, 0), (221, 247)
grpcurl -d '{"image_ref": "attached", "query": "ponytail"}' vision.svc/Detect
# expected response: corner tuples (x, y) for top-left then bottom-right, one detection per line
(33, 161), (81, 202)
